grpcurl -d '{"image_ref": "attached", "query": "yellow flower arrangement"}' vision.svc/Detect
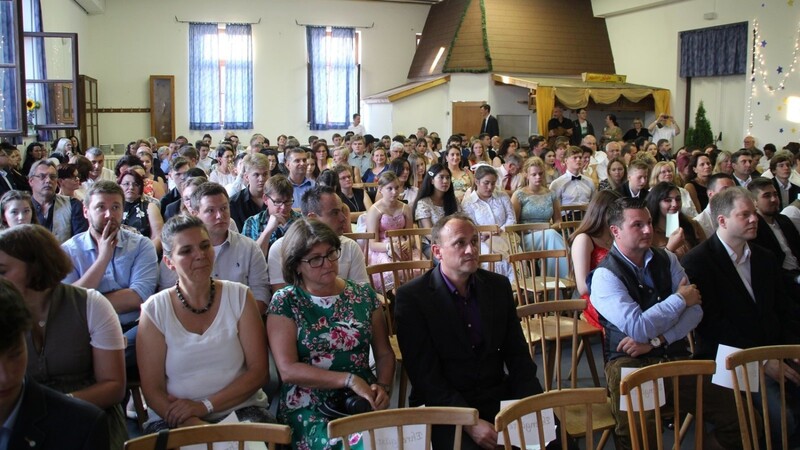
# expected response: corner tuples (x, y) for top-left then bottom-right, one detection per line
(26, 98), (41, 111)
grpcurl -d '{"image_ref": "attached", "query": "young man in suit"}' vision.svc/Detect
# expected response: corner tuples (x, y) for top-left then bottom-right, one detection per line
(0, 279), (109, 450)
(479, 103), (499, 138)
(682, 186), (800, 444)
(395, 214), (545, 450)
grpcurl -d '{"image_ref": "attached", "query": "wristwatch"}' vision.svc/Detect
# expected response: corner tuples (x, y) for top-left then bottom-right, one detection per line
(201, 398), (214, 414)
(650, 337), (663, 348)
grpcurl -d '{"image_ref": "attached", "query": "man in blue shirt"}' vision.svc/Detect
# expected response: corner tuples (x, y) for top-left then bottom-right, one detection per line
(0, 279), (108, 450)
(61, 181), (158, 371)
(284, 147), (315, 206)
(589, 197), (741, 450)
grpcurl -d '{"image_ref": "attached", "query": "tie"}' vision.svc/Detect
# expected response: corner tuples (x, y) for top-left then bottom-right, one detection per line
(571, 175), (582, 181)
(504, 174), (512, 191)
(482, 118), (488, 133)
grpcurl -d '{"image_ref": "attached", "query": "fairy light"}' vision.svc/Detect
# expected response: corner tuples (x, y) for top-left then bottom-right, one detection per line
(0, 34), (6, 126)
(746, 19), (800, 135)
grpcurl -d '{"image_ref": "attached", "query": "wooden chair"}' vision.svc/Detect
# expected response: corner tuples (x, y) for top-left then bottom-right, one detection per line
(127, 380), (148, 432)
(504, 223), (552, 255)
(123, 423), (292, 450)
(385, 227), (432, 262)
(327, 407), (478, 450)
(496, 388), (608, 450)
(349, 210), (365, 225)
(620, 360), (716, 450)
(561, 204), (588, 222)
(367, 260), (433, 408)
(343, 231), (376, 266)
(517, 300), (612, 449)
(478, 253), (502, 273)
(726, 344), (800, 450)
(475, 224), (500, 254)
(508, 250), (575, 305)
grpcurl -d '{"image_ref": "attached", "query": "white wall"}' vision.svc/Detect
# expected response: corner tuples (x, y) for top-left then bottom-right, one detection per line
(39, 0), (429, 146)
(598, 0), (800, 149)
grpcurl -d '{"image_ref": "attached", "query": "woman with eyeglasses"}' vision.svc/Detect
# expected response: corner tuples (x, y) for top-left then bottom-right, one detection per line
(137, 215), (272, 433)
(118, 169), (164, 254)
(267, 218), (395, 449)
(56, 163), (86, 200)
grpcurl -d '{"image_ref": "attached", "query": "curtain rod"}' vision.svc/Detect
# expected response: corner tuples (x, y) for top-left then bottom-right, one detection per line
(175, 16), (262, 25)
(295, 19), (374, 29)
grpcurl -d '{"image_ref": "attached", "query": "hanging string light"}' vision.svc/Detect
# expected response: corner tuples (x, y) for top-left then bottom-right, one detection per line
(745, 19), (800, 134)
(0, 35), (6, 126)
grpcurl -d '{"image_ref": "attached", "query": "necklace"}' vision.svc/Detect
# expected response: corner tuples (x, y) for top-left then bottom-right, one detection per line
(342, 192), (360, 212)
(175, 278), (215, 314)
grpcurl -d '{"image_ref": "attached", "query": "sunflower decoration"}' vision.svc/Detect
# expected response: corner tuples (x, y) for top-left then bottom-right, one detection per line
(26, 98), (41, 111)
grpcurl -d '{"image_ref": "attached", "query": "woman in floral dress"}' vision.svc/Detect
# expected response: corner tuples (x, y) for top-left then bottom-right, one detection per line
(118, 170), (163, 254)
(268, 219), (395, 450)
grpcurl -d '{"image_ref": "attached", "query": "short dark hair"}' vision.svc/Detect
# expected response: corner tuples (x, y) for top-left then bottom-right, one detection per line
(0, 279), (31, 353)
(731, 149), (752, 164)
(179, 146), (199, 161)
(301, 185), (336, 216)
(769, 151), (794, 173)
(747, 177), (774, 194)
(189, 182), (229, 211)
(480, 104), (491, 112)
(281, 218), (341, 286)
(265, 174), (293, 199)
(707, 173), (734, 192)
(0, 224), (73, 291)
(606, 197), (648, 228)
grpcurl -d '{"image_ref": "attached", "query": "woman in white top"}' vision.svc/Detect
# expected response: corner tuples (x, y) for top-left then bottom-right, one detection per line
(209, 146), (236, 187)
(650, 161), (698, 218)
(138, 215), (270, 433)
(462, 165), (516, 282)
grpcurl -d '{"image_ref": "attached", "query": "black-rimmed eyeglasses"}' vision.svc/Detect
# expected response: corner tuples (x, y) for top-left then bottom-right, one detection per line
(300, 248), (341, 268)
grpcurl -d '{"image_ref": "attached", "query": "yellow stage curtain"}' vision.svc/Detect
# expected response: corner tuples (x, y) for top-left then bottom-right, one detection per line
(535, 86), (555, 136)
(652, 89), (671, 116)
(553, 88), (590, 109)
(554, 88), (659, 109)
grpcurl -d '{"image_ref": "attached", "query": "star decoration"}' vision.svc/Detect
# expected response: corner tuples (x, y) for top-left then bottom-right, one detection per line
(778, 66), (784, 74)
(761, 40), (768, 47)
(780, 128), (785, 133)
(793, 128), (797, 133)
(758, 101), (762, 105)
(766, 114), (772, 121)
(751, 76), (756, 82)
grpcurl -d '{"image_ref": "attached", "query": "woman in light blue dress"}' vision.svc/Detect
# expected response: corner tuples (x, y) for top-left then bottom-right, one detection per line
(510, 157), (569, 279)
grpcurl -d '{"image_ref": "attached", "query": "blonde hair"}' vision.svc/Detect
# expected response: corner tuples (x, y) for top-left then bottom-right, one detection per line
(521, 157), (546, 188)
(649, 161), (676, 188)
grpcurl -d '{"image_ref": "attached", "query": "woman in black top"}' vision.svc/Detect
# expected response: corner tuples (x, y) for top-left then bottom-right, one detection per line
(333, 164), (372, 212)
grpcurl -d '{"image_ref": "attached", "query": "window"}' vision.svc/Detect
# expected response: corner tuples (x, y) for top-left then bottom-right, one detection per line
(189, 23), (252, 130)
(306, 26), (360, 131)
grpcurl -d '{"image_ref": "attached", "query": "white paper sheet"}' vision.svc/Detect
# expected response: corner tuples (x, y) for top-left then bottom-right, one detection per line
(361, 424), (427, 450)
(496, 399), (556, 448)
(711, 344), (760, 392)
(665, 212), (679, 237)
(619, 367), (666, 412)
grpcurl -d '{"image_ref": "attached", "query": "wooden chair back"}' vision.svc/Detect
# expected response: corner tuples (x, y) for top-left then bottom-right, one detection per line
(349, 210), (365, 225)
(475, 224), (500, 254)
(558, 219), (583, 245)
(385, 227), (432, 262)
(620, 360), (716, 450)
(478, 253), (502, 273)
(327, 407), (479, 450)
(504, 223), (552, 254)
(726, 345), (800, 450)
(123, 423), (292, 450)
(367, 260), (433, 332)
(495, 388), (608, 450)
(561, 203), (588, 221)
(508, 250), (569, 305)
(343, 231), (376, 266)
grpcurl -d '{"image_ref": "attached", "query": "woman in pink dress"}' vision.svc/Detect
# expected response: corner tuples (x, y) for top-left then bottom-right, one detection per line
(568, 190), (620, 329)
(366, 172), (414, 289)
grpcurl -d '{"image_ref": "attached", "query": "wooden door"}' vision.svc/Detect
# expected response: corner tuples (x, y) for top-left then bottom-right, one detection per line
(452, 101), (485, 138)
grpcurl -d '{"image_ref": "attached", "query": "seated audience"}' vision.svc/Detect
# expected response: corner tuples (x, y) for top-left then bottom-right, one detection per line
(684, 153), (714, 212)
(445, 144), (473, 202)
(646, 182), (705, 259)
(267, 219), (394, 449)
(541, 148), (561, 185)
(0, 278), (110, 450)
(617, 159), (650, 199)
(731, 148), (757, 187)
(650, 161), (697, 218)
(1, 190), (38, 229)
(366, 172), (415, 286)
(375, 158), (418, 206)
(494, 153), (524, 196)
(138, 215), (271, 433)
(413, 163), (461, 257)
(693, 173), (736, 239)
(598, 157), (626, 192)
(462, 165), (516, 281)
(28, 160), (87, 243)
(118, 169), (164, 254)
(159, 157), (191, 218)
(242, 175), (302, 257)
(209, 145), (237, 188)
(768, 151), (800, 209)
(683, 186), (800, 444)
(712, 150), (733, 176)
(229, 153), (270, 231)
(549, 146), (596, 207)
(135, 149), (167, 200)
(590, 197), (741, 450)
(56, 163), (85, 200)
(0, 225), (126, 448)
(334, 164), (372, 213)
(569, 190), (621, 329)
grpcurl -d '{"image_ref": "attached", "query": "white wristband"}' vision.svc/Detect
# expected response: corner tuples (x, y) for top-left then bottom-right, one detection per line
(201, 398), (214, 414)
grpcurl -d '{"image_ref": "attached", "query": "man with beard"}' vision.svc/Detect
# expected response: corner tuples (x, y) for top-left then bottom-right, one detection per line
(28, 160), (87, 243)
(61, 180), (157, 371)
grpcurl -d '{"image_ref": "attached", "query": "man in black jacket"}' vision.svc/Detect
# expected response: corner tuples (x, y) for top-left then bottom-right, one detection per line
(479, 104), (499, 138)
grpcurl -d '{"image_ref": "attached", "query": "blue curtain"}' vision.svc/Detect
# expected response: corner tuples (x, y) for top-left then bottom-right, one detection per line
(26, 0), (51, 141)
(189, 23), (221, 130)
(680, 22), (747, 78)
(0, 0), (21, 133)
(223, 24), (253, 129)
(307, 26), (357, 130)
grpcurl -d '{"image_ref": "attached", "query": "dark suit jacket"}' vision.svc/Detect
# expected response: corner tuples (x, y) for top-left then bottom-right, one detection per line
(682, 234), (800, 359)
(772, 178), (800, 210)
(752, 213), (800, 272)
(9, 378), (109, 450)
(480, 115), (500, 138)
(571, 120), (595, 146)
(616, 182), (649, 200)
(160, 187), (180, 217)
(395, 267), (542, 448)
(164, 199), (183, 221)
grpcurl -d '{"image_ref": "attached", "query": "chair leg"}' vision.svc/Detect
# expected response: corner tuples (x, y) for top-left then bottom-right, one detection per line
(583, 336), (601, 387)
(397, 365), (408, 408)
(129, 384), (148, 431)
(678, 412), (694, 444)
(546, 344), (556, 390)
(596, 429), (612, 450)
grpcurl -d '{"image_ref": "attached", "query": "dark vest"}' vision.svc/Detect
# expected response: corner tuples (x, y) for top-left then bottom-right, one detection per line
(597, 246), (690, 361)
(26, 284), (94, 393)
